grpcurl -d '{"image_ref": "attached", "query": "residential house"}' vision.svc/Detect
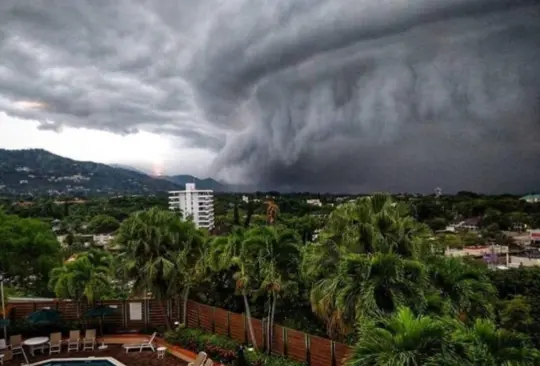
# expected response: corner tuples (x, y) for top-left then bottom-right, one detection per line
(520, 194), (540, 203)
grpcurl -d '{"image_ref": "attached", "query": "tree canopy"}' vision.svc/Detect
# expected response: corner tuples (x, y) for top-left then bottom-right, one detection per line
(0, 210), (62, 294)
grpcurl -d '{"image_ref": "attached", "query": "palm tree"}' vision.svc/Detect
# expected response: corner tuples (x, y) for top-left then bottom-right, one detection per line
(246, 226), (301, 353)
(348, 307), (455, 366)
(48, 250), (111, 310)
(168, 231), (207, 325)
(115, 207), (201, 330)
(302, 194), (432, 337)
(286, 215), (323, 244)
(209, 227), (262, 349)
(349, 307), (539, 366)
(427, 256), (496, 321)
(318, 194), (431, 257)
(453, 318), (540, 365)
(310, 252), (428, 337)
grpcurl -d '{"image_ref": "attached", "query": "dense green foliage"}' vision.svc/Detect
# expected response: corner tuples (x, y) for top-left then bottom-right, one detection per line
(0, 210), (62, 292)
(48, 250), (112, 303)
(2, 190), (540, 365)
(350, 307), (539, 365)
(87, 214), (120, 234)
(114, 207), (207, 329)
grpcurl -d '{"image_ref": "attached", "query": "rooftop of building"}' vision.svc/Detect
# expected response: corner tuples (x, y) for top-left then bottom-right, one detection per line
(168, 183), (213, 193)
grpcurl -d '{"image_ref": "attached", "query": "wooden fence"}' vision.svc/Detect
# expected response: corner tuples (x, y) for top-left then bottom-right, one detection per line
(7, 299), (352, 366)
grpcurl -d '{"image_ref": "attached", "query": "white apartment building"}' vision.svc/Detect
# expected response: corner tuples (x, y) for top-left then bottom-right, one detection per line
(168, 183), (215, 230)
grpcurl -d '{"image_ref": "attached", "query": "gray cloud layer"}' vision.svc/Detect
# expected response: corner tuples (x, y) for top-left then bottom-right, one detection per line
(1, 0), (539, 193)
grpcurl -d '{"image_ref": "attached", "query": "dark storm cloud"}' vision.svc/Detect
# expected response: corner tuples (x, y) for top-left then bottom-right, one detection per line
(0, 0), (539, 192)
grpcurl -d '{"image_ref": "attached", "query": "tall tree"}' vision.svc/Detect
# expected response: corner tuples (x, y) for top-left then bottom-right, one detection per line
(168, 231), (207, 325)
(348, 307), (540, 366)
(347, 307), (453, 366)
(427, 256), (496, 321)
(246, 226), (301, 353)
(0, 210), (62, 295)
(453, 318), (540, 365)
(87, 214), (120, 234)
(48, 250), (111, 307)
(115, 207), (202, 330)
(210, 228), (262, 349)
(233, 199), (240, 226)
(302, 194), (432, 337)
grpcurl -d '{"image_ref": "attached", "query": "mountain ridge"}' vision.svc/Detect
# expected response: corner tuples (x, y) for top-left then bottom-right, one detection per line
(162, 174), (225, 191)
(0, 148), (181, 196)
(107, 164), (227, 191)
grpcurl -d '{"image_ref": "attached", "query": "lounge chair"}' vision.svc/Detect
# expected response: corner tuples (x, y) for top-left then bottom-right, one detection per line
(1, 350), (13, 365)
(188, 351), (208, 366)
(0, 339), (6, 351)
(203, 358), (214, 366)
(8, 334), (23, 356)
(82, 329), (96, 351)
(122, 332), (157, 353)
(49, 332), (62, 355)
(67, 330), (80, 352)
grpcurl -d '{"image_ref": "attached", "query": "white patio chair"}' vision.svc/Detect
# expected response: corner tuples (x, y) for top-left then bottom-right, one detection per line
(49, 332), (62, 355)
(82, 329), (96, 351)
(188, 351), (208, 366)
(122, 332), (157, 353)
(8, 334), (23, 356)
(67, 330), (80, 352)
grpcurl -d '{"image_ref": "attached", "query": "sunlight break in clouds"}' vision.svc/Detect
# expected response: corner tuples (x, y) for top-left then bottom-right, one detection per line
(0, 112), (215, 177)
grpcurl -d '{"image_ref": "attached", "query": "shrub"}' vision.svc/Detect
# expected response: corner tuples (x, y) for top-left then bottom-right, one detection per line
(165, 327), (303, 366)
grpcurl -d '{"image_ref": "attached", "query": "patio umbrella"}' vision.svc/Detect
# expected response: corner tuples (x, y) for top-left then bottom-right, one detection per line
(26, 309), (61, 325)
(83, 305), (118, 336)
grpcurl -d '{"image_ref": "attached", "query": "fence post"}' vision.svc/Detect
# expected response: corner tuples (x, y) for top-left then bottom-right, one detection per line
(122, 300), (127, 329)
(331, 341), (337, 366)
(283, 328), (288, 357)
(227, 311), (231, 337)
(262, 318), (267, 353)
(243, 313), (248, 345)
(305, 333), (311, 366)
(212, 307), (216, 333)
(177, 297), (181, 324)
(144, 299), (149, 328)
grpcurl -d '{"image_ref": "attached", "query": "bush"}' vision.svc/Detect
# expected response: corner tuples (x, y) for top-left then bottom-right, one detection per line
(6, 319), (86, 338)
(165, 327), (302, 366)
(138, 325), (166, 337)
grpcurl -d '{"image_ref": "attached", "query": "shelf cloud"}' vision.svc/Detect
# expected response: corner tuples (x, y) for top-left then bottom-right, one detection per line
(0, 0), (539, 192)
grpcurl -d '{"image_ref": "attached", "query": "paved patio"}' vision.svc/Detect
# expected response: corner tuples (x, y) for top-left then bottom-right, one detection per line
(3, 344), (187, 366)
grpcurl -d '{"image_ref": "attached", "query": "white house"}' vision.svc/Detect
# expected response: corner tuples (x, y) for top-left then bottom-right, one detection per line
(447, 217), (481, 232)
(169, 183), (215, 229)
(93, 234), (115, 248)
(521, 194), (540, 203)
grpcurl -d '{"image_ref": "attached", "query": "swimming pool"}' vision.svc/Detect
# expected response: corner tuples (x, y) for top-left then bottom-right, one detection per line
(29, 358), (126, 366)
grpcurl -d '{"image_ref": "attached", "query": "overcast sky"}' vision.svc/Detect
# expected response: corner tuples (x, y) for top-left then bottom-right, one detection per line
(0, 0), (539, 193)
